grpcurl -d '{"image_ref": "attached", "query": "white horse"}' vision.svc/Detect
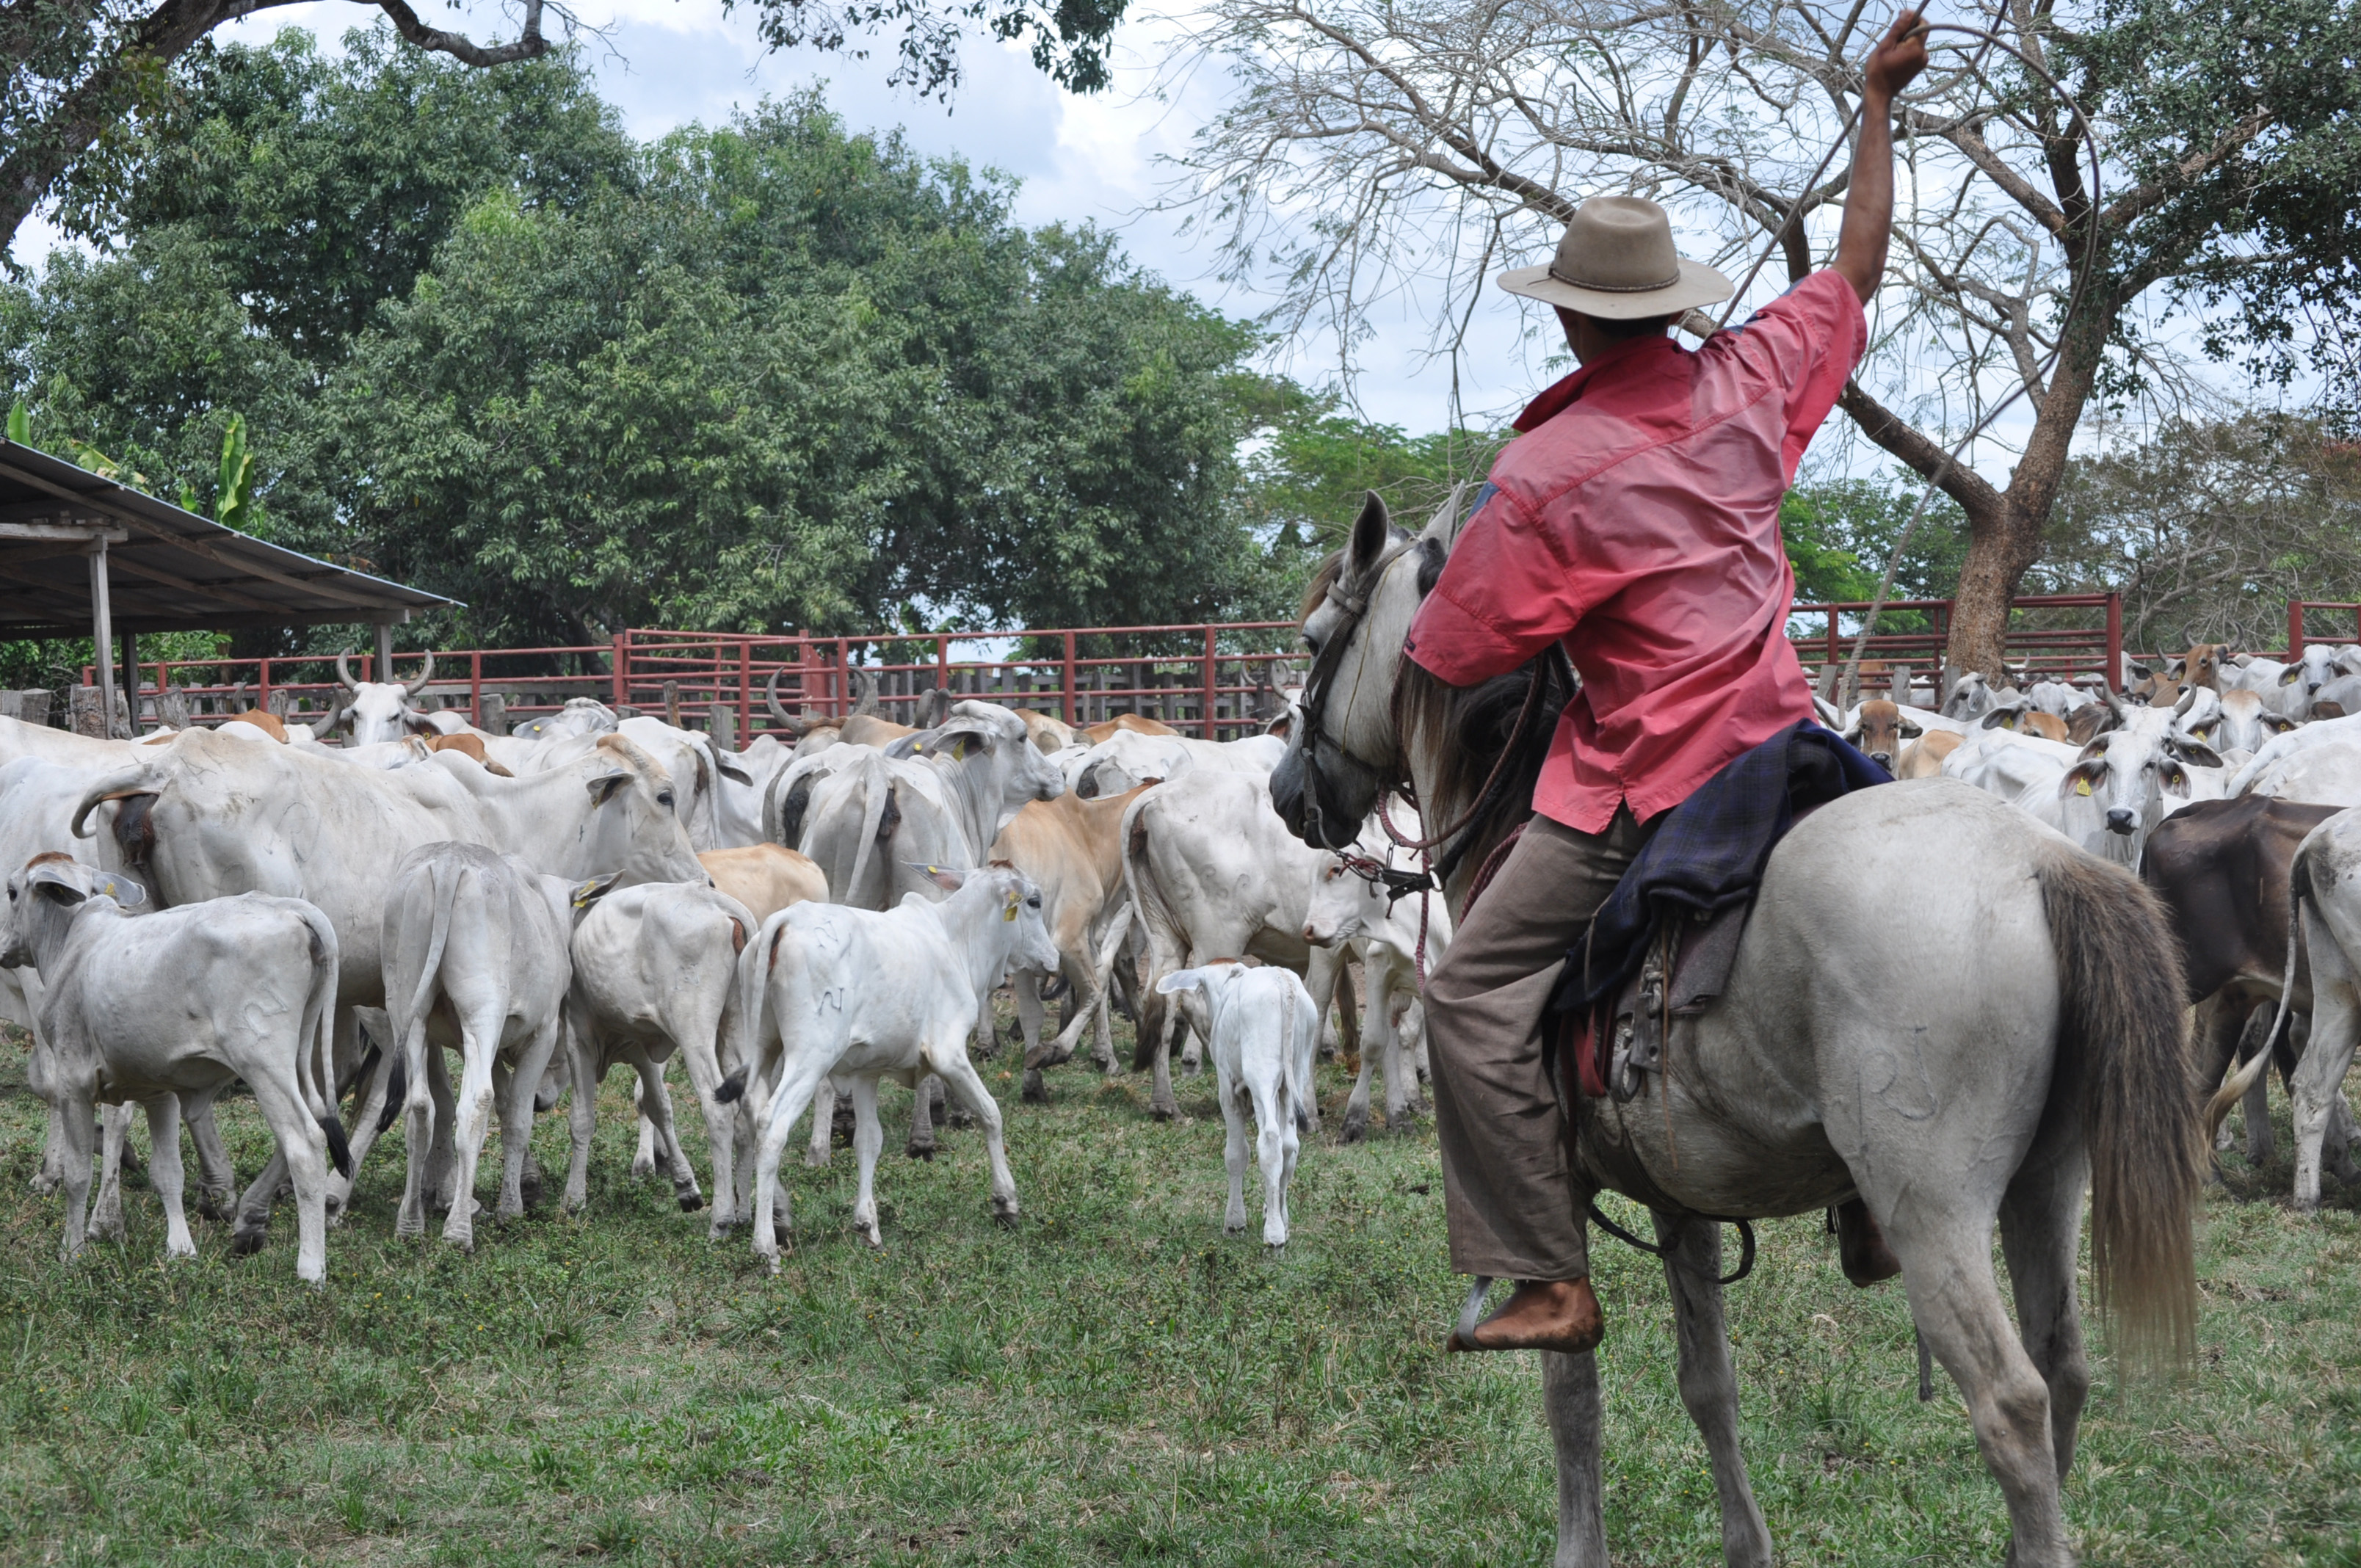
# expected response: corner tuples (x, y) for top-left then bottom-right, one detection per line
(1269, 493), (2205, 1568)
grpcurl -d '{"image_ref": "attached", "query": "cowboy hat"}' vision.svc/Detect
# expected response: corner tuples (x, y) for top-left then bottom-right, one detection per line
(1497, 195), (1733, 319)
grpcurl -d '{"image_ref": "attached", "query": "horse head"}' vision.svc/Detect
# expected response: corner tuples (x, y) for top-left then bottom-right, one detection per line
(1271, 491), (1440, 849)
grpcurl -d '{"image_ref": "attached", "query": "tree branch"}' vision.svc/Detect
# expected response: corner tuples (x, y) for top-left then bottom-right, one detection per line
(1837, 378), (2006, 523)
(371, 0), (551, 68)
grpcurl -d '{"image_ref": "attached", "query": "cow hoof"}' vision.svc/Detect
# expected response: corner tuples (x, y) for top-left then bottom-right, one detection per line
(1340, 1109), (1370, 1144)
(772, 1223), (792, 1248)
(1021, 1070), (1048, 1105)
(946, 1106), (975, 1130)
(195, 1192), (229, 1223)
(678, 1193), (705, 1213)
(1225, 1220), (1247, 1235)
(859, 1226), (882, 1248)
(1150, 1103), (1177, 1123)
(629, 1160), (656, 1180)
(229, 1229), (266, 1257)
(904, 1142), (936, 1162)
(803, 1147), (832, 1169)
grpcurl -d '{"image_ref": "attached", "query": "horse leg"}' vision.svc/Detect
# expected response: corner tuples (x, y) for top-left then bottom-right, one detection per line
(1998, 1141), (2094, 1478)
(1542, 1349), (1609, 1568)
(1893, 1219), (2071, 1567)
(1652, 1211), (1771, 1567)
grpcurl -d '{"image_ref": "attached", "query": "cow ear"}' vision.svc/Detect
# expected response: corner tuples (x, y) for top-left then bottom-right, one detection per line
(2172, 738), (2226, 769)
(1980, 708), (2013, 730)
(2059, 761), (2103, 799)
(1898, 718), (1923, 738)
(2280, 664), (2305, 686)
(584, 770), (629, 805)
(1156, 968), (1206, 996)
(2312, 700), (2346, 722)
(571, 872), (621, 910)
(24, 862), (91, 905)
(1840, 726), (1862, 745)
(2266, 714), (2299, 733)
(905, 863), (968, 893)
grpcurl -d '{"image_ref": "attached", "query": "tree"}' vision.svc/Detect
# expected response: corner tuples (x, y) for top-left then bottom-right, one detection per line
(0, 0), (1128, 261)
(1172, 0), (2361, 679)
(2033, 413), (2361, 654)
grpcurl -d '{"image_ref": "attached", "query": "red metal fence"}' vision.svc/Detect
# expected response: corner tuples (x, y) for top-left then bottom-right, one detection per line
(90, 591), (2361, 737)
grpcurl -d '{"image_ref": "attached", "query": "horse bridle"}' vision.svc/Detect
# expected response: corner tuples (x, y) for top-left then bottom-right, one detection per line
(1294, 531), (1424, 855)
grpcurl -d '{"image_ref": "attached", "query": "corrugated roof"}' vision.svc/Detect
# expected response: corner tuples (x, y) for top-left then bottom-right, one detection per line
(0, 439), (457, 637)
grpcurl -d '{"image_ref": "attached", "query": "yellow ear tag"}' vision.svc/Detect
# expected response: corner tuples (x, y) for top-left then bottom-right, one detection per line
(2075, 778), (2092, 796)
(1004, 896), (1019, 922)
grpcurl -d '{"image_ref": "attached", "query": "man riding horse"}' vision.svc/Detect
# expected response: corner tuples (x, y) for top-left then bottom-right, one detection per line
(1407, 14), (1929, 1355)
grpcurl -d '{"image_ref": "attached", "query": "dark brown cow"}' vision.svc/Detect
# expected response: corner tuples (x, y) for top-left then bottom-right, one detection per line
(2141, 796), (2340, 1164)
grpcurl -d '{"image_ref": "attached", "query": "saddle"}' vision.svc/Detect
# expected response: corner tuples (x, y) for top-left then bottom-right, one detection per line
(1545, 720), (1893, 1100)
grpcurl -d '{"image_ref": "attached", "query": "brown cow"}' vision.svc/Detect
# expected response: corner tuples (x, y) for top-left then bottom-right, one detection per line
(222, 708), (289, 741)
(423, 733), (514, 775)
(1894, 728), (1962, 778)
(697, 843), (827, 921)
(1080, 713), (1178, 744)
(2166, 642), (2231, 692)
(1016, 710), (1076, 754)
(990, 782), (1158, 1095)
(1839, 699), (1921, 772)
(2141, 796), (2357, 1172)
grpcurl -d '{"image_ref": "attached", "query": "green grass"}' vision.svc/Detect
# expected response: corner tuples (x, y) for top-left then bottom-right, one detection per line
(0, 1016), (2354, 1567)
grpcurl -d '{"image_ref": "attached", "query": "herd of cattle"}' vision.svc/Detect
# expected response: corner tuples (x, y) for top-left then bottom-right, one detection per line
(0, 658), (1430, 1279)
(5, 631), (2361, 1285)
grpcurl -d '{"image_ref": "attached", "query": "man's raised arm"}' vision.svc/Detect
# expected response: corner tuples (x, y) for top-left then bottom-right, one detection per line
(1832, 11), (1932, 306)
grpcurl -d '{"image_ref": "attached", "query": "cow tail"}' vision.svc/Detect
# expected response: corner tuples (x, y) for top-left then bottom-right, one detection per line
(1282, 983), (1307, 1136)
(396, 862), (457, 1130)
(296, 904), (352, 1178)
(2208, 850), (2310, 1135)
(714, 908), (755, 1105)
(841, 756), (891, 906)
(1122, 796), (1184, 1072)
(2038, 850), (2203, 1374)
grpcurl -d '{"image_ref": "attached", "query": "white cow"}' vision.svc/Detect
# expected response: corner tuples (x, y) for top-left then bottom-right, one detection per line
(1068, 730), (1287, 798)
(741, 865), (1059, 1264)
(1121, 769), (1360, 1123)
(0, 857), (344, 1282)
(2203, 689), (2299, 754)
(382, 843), (587, 1249)
(2211, 809), (2361, 1210)
(2230, 711), (2361, 803)
(67, 727), (704, 1245)
(2048, 724), (2227, 866)
(564, 879), (759, 1233)
(1154, 961), (1315, 1246)
(1304, 811), (1451, 1142)
(323, 649), (438, 744)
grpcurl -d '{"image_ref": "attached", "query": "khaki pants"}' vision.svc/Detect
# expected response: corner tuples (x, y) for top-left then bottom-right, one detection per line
(1425, 807), (1654, 1280)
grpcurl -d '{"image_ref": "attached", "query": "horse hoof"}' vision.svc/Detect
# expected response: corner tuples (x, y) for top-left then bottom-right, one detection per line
(678, 1193), (705, 1213)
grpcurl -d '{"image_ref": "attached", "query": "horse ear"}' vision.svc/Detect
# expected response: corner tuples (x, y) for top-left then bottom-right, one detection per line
(1349, 491), (1392, 577)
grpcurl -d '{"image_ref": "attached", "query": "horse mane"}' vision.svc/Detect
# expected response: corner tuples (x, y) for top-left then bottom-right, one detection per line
(1391, 654), (1567, 888)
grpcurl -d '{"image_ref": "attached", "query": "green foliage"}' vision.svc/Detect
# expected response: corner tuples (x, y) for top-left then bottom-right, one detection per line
(3, 39), (1282, 653)
(1780, 480), (1970, 611)
(5, 399), (25, 444)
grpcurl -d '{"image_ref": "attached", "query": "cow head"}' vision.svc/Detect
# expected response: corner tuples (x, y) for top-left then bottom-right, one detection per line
(1305, 855), (1385, 947)
(1941, 672), (1992, 721)
(1, 853), (144, 968)
(576, 734), (706, 887)
(2169, 642), (2228, 692)
(915, 702), (1067, 821)
(2058, 727), (2225, 865)
(1840, 700), (1921, 771)
(2280, 644), (2341, 701)
(327, 648), (437, 745)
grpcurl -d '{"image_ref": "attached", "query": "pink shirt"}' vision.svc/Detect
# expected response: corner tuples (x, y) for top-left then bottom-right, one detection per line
(1402, 269), (1865, 834)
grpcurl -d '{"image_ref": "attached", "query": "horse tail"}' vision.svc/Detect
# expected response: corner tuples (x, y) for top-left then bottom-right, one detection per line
(2038, 850), (2203, 1373)
(2207, 849), (2309, 1135)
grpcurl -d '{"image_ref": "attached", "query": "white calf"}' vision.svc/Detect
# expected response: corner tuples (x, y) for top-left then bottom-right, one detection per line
(564, 881), (758, 1233)
(1154, 962), (1314, 1246)
(0, 856), (345, 1282)
(1303, 816), (1452, 1142)
(382, 842), (589, 1249)
(742, 865), (1058, 1265)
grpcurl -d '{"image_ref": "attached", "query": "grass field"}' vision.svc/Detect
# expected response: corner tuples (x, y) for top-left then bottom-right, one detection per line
(0, 1014), (2354, 1567)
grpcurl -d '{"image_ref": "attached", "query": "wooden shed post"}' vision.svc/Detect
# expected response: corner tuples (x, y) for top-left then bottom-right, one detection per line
(87, 541), (119, 737)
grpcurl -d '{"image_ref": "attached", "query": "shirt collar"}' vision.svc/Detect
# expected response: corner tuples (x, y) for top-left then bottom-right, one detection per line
(1512, 333), (1685, 433)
